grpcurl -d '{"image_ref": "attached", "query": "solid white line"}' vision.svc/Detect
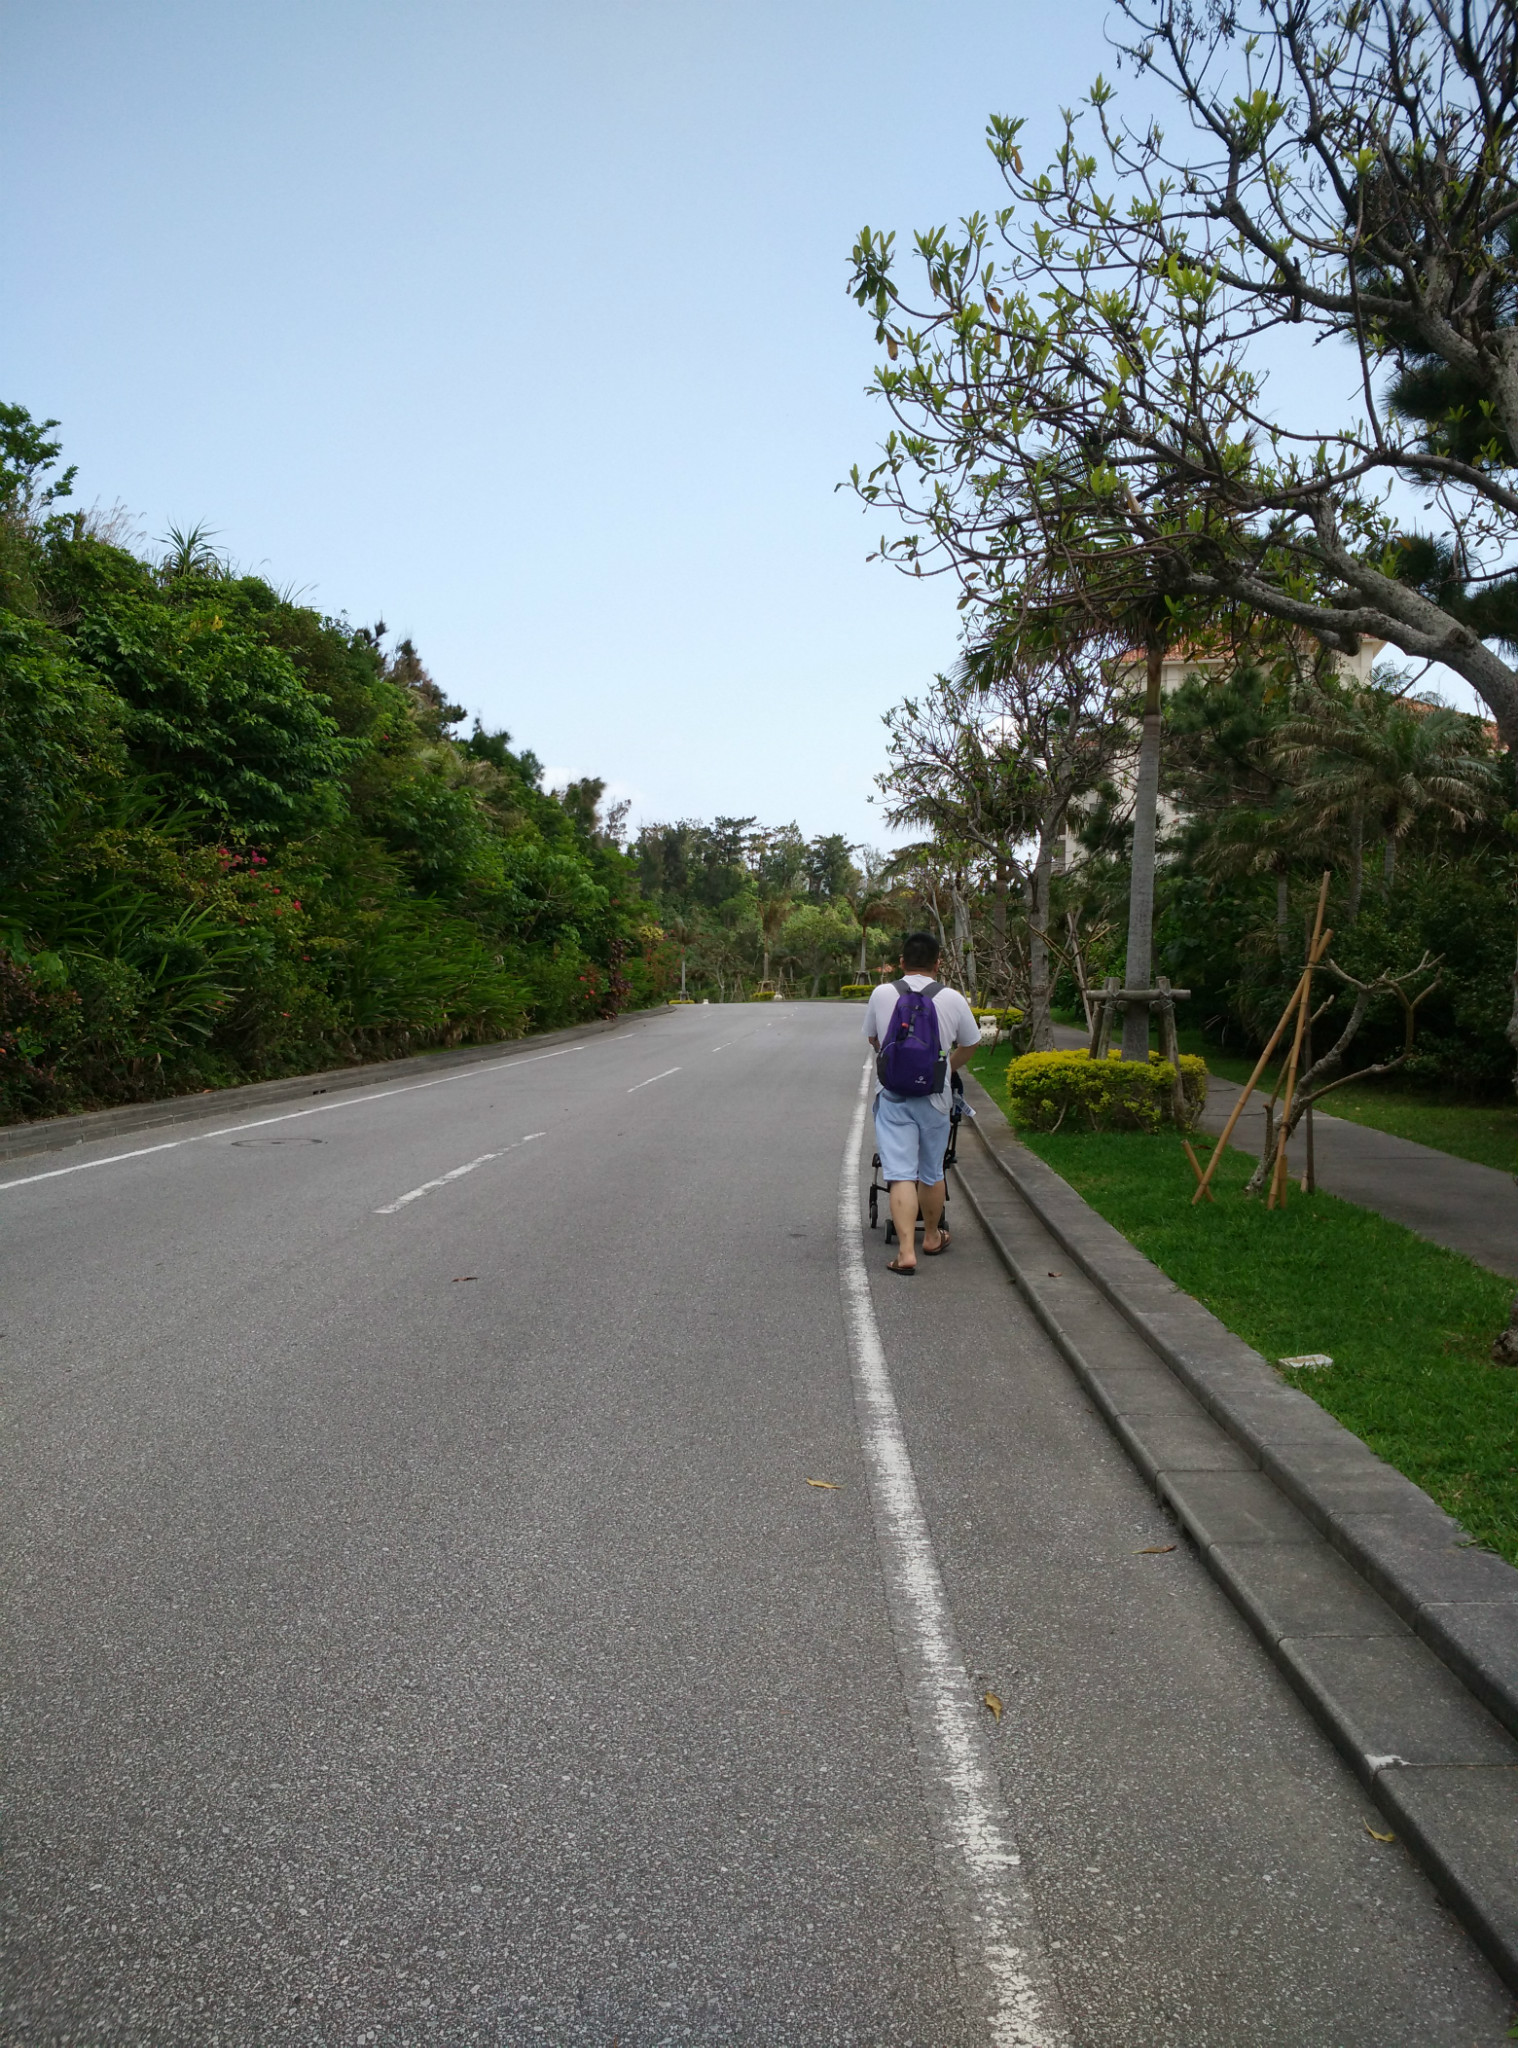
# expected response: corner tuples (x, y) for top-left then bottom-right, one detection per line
(627, 1067), (681, 1093)
(836, 1063), (1068, 2048)
(0, 1046), (583, 1194)
(374, 1149), (503, 1215)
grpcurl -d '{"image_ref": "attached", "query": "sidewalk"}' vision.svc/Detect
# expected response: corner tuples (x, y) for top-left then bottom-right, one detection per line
(1049, 1025), (1518, 1281)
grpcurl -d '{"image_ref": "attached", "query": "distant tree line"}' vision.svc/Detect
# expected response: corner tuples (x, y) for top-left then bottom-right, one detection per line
(633, 818), (905, 997)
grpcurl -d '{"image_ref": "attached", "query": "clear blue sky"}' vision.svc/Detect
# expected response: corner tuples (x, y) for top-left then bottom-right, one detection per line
(1, 1), (1138, 847)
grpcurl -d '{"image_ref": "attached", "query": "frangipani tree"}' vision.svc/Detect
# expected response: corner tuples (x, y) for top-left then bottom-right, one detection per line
(850, 0), (1518, 1065)
(850, 0), (1518, 743)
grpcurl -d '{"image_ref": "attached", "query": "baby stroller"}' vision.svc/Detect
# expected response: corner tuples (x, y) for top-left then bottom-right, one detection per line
(868, 1071), (969, 1243)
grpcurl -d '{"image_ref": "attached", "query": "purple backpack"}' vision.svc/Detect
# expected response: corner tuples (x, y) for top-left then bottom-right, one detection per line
(876, 977), (946, 1098)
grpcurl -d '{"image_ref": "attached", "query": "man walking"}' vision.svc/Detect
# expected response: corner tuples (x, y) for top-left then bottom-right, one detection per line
(863, 931), (981, 1274)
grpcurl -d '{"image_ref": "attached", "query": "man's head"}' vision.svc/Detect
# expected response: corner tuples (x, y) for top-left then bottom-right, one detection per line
(899, 930), (941, 974)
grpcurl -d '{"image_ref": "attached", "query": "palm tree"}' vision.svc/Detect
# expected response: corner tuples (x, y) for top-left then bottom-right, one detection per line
(664, 911), (700, 997)
(1277, 685), (1498, 900)
(851, 848), (898, 978)
(756, 885), (793, 986)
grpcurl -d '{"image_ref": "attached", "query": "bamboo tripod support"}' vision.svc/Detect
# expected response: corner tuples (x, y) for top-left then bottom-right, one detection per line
(1191, 871), (1334, 1207)
(1268, 873), (1331, 1209)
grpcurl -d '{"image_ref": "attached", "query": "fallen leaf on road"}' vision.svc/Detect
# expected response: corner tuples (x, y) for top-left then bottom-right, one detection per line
(1135, 1544), (1176, 1554)
(1047, 1271), (1061, 1277)
(983, 1691), (1003, 1721)
(1364, 1821), (1395, 1843)
(806, 1478), (841, 1489)
(452, 1276), (477, 1283)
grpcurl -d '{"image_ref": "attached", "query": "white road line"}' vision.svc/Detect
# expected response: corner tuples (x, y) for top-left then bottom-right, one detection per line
(0, 1046), (583, 1194)
(374, 1149), (504, 1215)
(836, 1063), (1069, 2048)
(711, 1043), (734, 1052)
(627, 1067), (681, 1093)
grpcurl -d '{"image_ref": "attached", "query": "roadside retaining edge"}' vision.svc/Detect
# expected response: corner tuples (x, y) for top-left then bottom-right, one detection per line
(949, 1086), (1518, 1991)
(956, 1073), (1518, 1748)
(0, 1007), (670, 1164)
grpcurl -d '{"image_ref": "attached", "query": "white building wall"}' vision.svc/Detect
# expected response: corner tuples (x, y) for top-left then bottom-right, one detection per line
(1056, 639), (1385, 873)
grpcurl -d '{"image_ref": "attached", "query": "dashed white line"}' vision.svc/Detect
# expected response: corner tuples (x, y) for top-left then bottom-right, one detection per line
(836, 1061), (1068, 2047)
(0, 1047), (582, 1194)
(374, 1150), (503, 1215)
(627, 1067), (681, 1093)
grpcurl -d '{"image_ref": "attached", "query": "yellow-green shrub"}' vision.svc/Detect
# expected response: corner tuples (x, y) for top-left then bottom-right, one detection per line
(1006, 1048), (1209, 1133)
(839, 983), (875, 999)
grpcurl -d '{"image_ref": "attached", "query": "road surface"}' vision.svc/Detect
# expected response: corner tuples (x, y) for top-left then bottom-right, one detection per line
(2, 1004), (1511, 2044)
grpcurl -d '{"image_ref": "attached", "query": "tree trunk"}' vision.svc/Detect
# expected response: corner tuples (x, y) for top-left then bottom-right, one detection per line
(857, 926), (868, 976)
(1347, 804), (1363, 923)
(1121, 644), (1164, 1061)
(952, 889), (977, 1000)
(1275, 870), (1290, 959)
(990, 858), (1010, 999)
(1383, 834), (1397, 888)
(1502, 933), (1518, 1362)
(926, 895), (951, 970)
(1028, 834), (1056, 1051)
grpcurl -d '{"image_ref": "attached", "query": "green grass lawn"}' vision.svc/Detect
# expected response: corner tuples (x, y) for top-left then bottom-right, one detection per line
(967, 1053), (1518, 1564)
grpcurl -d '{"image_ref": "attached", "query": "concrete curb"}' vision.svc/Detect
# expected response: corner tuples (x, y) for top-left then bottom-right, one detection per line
(952, 1072), (1518, 1992)
(0, 1008), (670, 1165)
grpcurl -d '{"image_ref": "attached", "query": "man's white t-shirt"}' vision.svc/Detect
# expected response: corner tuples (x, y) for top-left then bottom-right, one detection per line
(862, 975), (981, 1114)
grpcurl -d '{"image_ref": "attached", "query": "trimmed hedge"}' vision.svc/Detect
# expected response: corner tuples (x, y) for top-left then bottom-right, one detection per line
(1007, 1047), (1209, 1133)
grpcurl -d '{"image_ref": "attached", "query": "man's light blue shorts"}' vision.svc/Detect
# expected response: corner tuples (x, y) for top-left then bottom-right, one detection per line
(873, 1090), (950, 1185)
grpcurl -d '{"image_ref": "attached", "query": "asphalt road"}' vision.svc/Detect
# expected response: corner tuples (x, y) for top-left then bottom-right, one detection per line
(2, 1003), (1512, 2046)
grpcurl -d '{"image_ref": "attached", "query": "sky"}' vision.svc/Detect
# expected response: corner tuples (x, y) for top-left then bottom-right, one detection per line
(0, 0), (1141, 848)
(0, 2), (1481, 853)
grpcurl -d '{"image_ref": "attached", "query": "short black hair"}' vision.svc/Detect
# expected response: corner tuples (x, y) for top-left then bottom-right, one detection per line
(900, 930), (941, 972)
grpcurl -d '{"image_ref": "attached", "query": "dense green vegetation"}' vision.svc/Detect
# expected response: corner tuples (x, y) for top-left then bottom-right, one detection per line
(0, 407), (666, 1122)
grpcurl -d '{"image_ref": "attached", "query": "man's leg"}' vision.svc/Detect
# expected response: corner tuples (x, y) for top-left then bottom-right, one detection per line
(886, 1180), (921, 1264)
(919, 1177), (947, 1251)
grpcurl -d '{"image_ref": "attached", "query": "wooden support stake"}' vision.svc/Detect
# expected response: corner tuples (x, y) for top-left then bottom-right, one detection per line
(1270, 874), (1331, 1209)
(1183, 1140), (1215, 1202)
(1156, 974), (1186, 1126)
(1192, 970), (1309, 1204)
(1091, 977), (1118, 1059)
